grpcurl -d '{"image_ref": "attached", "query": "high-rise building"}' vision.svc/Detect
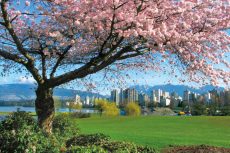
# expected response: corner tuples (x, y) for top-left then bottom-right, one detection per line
(139, 93), (150, 106)
(160, 97), (171, 106)
(74, 94), (82, 105)
(183, 90), (190, 102)
(189, 93), (198, 103)
(210, 89), (219, 103)
(150, 90), (154, 103)
(85, 96), (90, 105)
(75, 95), (81, 103)
(119, 88), (124, 104)
(224, 90), (230, 106)
(204, 92), (211, 104)
(111, 89), (120, 105)
(155, 89), (162, 103)
(183, 90), (199, 105)
(162, 91), (170, 98)
(170, 92), (181, 107)
(90, 96), (95, 106)
(123, 88), (139, 103)
(220, 90), (230, 106)
(150, 90), (157, 103)
(171, 92), (179, 99)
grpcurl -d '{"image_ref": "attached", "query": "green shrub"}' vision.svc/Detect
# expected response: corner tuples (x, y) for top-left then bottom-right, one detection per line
(221, 106), (230, 116)
(66, 133), (110, 147)
(102, 141), (157, 153)
(191, 103), (206, 116)
(103, 102), (120, 117)
(95, 99), (120, 117)
(0, 111), (60, 153)
(70, 112), (91, 118)
(53, 114), (79, 137)
(66, 134), (157, 153)
(66, 145), (107, 153)
(0, 111), (36, 130)
(136, 146), (157, 153)
(102, 141), (138, 152)
(125, 102), (141, 116)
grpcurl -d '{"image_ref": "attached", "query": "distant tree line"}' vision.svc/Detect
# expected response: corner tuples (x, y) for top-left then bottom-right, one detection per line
(189, 102), (230, 116)
(0, 98), (68, 108)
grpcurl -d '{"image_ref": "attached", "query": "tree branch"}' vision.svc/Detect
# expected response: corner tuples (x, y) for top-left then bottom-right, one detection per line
(0, 49), (26, 64)
(48, 45), (134, 87)
(0, 1), (34, 62)
(50, 45), (72, 78)
(1, 1), (44, 84)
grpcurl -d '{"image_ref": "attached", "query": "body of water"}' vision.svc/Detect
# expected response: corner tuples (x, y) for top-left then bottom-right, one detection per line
(0, 106), (96, 121)
(0, 106), (95, 113)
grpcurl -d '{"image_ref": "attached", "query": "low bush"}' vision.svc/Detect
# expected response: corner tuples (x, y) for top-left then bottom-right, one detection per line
(102, 141), (138, 152)
(125, 102), (141, 116)
(66, 134), (157, 153)
(102, 141), (156, 153)
(66, 146), (107, 153)
(0, 111), (36, 130)
(66, 133), (110, 147)
(95, 99), (120, 116)
(191, 103), (207, 116)
(70, 112), (91, 118)
(53, 113), (79, 137)
(221, 106), (230, 116)
(0, 111), (61, 153)
(104, 102), (120, 117)
(137, 145), (157, 153)
(0, 111), (80, 153)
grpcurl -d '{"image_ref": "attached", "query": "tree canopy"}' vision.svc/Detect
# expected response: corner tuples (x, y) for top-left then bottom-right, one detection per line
(0, 0), (229, 87)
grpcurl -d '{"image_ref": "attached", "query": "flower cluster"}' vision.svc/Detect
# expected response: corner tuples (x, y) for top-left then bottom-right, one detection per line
(0, 0), (229, 85)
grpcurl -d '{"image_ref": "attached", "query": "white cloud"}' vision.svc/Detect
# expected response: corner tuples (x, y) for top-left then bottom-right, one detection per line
(18, 76), (35, 84)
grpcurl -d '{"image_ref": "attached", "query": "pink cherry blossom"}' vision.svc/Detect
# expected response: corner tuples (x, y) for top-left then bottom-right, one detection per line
(25, 1), (30, 6)
(0, 0), (229, 87)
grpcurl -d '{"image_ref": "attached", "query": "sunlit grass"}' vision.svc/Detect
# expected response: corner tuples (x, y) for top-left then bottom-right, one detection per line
(75, 115), (230, 150)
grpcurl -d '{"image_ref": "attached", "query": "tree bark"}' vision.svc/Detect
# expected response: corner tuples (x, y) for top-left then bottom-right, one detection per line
(35, 86), (55, 135)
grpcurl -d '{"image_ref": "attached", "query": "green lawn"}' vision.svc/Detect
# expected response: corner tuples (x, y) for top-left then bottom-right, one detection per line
(75, 115), (230, 150)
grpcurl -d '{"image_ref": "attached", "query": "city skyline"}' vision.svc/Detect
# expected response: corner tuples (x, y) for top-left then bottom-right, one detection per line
(69, 87), (230, 111)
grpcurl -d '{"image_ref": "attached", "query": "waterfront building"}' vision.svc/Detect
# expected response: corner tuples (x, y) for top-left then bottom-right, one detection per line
(123, 88), (139, 103)
(85, 96), (90, 105)
(160, 97), (171, 106)
(75, 94), (81, 105)
(111, 89), (120, 105)
(183, 90), (190, 103)
(139, 93), (150, 106)
(155, 89), (162, 103)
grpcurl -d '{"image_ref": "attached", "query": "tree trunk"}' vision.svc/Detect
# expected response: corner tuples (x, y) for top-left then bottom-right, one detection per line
(35, 86), (55, 134)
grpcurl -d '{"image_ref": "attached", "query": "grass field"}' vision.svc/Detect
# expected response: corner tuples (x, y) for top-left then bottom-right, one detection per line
(75, 115), (230, 150)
